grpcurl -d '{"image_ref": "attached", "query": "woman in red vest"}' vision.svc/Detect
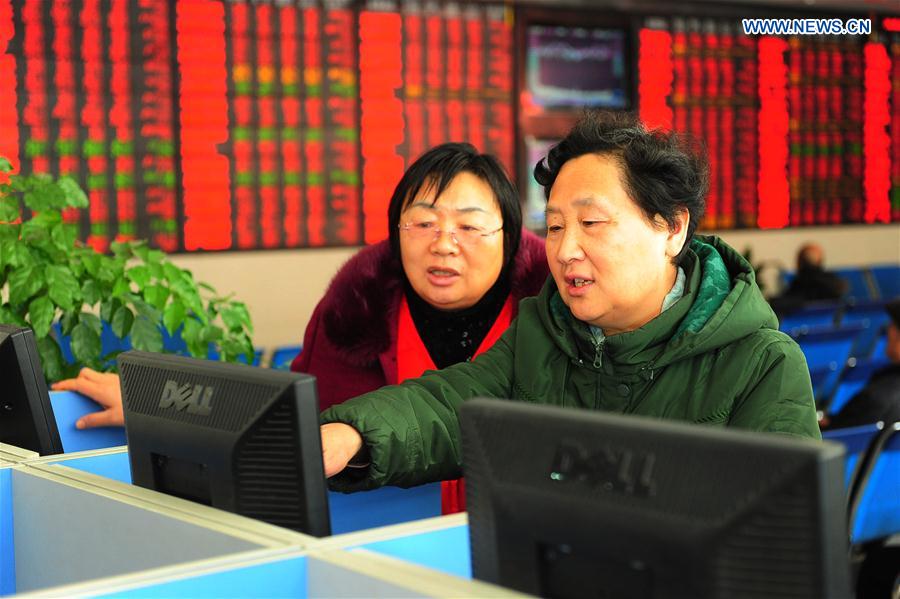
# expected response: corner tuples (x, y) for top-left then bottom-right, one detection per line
(291, 143), (548, 513)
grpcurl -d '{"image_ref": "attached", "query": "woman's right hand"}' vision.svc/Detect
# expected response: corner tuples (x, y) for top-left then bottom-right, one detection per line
(320, 422), (364, 477)
(51, 368), (124, 429)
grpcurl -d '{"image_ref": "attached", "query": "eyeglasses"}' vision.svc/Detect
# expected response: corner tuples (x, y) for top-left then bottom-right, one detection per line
(399, 221), (503, 246)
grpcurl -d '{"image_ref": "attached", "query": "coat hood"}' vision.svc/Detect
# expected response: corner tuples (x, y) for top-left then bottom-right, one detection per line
(320, 230), (549, 366)
(538, 235), (779, 372)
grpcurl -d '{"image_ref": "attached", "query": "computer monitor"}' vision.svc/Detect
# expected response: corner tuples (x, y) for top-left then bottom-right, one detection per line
(118, 350), (330, 537)
(525, 24), (629, 109)
(0, 324), (63, 456)
(461, 399), (851, 599)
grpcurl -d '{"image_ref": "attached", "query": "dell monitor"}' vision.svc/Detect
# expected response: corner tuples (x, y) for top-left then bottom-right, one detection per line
(461, 399), (851, 599)
(119, 351), (330, 537)
(0, 324), (63, 456)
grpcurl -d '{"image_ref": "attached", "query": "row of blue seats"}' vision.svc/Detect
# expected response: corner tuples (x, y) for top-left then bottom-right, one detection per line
(782, 263), (900, 303)
(53, 321), (302, 371)
(823, 421), (900, 547)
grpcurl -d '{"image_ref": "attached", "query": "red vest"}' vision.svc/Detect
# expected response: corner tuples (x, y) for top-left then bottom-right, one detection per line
(396, 294), (514, 514)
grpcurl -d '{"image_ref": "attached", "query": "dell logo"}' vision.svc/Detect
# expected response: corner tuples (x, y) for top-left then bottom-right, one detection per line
(549, 442), (656, 498)
(159, 380), (214, 416)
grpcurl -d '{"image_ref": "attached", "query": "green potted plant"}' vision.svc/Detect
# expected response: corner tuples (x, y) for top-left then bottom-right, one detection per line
(0, 156), (254, 382)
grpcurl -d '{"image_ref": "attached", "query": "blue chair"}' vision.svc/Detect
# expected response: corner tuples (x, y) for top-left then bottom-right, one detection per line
(834, 268), (875, 302)
(841, 302), (890, 359)
(270, 344), (302, 370)
(849, 422), (900, 544)
(869, 264), (900, 299)
(827, 358), (891, 416)
(794, 323), (866, 372)
(795, 324), (866, 402)
(809, 363), (840, 404)
(777, 301), (840, 335)
(823, 422), (884, 489)
(869, 333), (888, 362)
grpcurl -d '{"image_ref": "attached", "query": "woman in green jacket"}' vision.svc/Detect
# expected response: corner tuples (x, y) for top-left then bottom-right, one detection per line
(321, 111), (820, 490)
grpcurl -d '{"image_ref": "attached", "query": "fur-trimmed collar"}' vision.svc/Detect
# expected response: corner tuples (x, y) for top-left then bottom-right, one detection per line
(320, 230), (549, 366)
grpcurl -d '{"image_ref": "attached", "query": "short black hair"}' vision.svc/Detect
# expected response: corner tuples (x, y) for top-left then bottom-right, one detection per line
(534, 111), (709, 263)
(388, 142), (521, 266)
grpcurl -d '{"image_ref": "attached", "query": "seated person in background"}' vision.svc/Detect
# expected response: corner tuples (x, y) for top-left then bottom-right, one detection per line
(320, 111), (821, 491)
(771, 243), (848, 314)
(53, 142), (549, 514)
(823, 298), (900, 430)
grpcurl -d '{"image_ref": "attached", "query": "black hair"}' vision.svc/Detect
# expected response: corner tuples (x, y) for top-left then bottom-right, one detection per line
(388, 142), (521, 266)
(533, 111), (709, 264)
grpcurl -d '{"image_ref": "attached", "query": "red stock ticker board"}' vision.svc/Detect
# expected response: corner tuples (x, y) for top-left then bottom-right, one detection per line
(638, 16), (899, 229)
(2, 0), (514, 252)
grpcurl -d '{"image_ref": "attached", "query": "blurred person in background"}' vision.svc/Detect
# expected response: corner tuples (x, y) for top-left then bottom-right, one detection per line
(822, 297), (900, 430)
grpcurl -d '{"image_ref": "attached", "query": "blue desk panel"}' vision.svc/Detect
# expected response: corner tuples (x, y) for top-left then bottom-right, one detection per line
(57, 453), (133, 485)
(328, 484), (441, 535)
(55, 452), (441, 535)
(0, 469), (14, 595)
(96, 555), (307, 598)
(355, 524), (471, 579)
(49, 391), (126, 453)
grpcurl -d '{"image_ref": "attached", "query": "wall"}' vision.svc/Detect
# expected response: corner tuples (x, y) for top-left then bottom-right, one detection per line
(171, 224), (899, 352)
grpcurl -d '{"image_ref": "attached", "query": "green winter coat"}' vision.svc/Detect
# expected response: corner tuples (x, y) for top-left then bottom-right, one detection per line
(322, 235), (820, 491)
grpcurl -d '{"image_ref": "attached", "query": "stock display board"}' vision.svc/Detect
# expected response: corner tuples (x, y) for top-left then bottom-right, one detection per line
(637, 17), (900, 229)
(0, 0), (514, 251)
(0, 2), (897, 255)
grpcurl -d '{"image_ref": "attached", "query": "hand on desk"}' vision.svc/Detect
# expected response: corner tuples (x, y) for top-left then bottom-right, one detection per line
(51, 368), (124, 429)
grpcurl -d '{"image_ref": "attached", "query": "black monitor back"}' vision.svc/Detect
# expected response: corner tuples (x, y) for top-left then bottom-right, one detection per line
(0, 325), (62, 456)
(119, 351), (330, 537)
(461, 399), (851, 599)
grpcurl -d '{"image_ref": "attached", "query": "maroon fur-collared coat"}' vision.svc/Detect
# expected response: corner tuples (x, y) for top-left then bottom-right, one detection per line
(291, 230), (549, 412)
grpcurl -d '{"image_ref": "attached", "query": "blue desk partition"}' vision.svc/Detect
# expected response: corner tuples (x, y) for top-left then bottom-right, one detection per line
(0, 468), (14, 596)
(48, 450), (442, 535)
(95, 554), (308, 599)
(354, 523), (471, 579)
(49, 391), (126, 453)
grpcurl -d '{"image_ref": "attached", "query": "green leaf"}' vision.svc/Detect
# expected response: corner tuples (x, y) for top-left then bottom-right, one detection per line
(163, 298), (186, 335)
(126, 264), (151, 288)
(28, 295), (54, 338)
(81, 279), (102, 306)
(131, 316), (162, 352)
(112, 277), (131, 297)
(8, 265), (44, 306)
(143, 284), (169, 311)
(131, 297), (161, 323)
(201, 324), (223, 344)
(36, 336), (64, 383)
(81, 252), (102, 277)
(99, 298), (119, 323)
(51, 221), (77, 251)
(47, 265), (81, 310)
(182, 317), (205, 357)
(0, 196), (20, 222)
(0, 304), (26, 327)
(23, 174), (66, 211)
(57, 176), (89, 208)
(132, 241), (150, 262)
(111, 305), (134, 339)
(60, 310), (78, 335)
(0, 156), (12, 173)
(11, 243), (35, 268)
(79, 312), (102, 336)
(220, 302), (252, 333)
(71, 321), (101, 364)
